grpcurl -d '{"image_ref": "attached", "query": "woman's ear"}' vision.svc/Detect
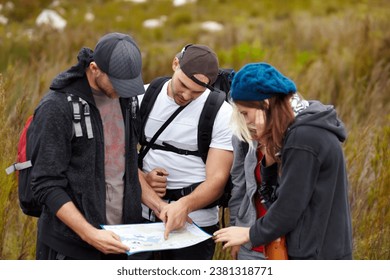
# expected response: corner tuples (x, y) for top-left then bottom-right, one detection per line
(260, 100), (269, 110)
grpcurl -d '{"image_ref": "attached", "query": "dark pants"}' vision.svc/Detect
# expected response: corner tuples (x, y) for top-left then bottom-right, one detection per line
(36, 241), (71, 260)
(156, 224), (219, 260)
(36, 240), (153, 260)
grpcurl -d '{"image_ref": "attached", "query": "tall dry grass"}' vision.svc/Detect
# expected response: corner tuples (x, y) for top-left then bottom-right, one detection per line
(0, 0), (389, 259)
(0, 75), (37, 259)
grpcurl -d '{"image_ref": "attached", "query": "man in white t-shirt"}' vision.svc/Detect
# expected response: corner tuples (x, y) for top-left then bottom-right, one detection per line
(138, 44), (233, 259)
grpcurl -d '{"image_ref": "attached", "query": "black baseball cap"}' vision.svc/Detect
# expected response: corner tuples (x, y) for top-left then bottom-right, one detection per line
(93, 33), (145, 98)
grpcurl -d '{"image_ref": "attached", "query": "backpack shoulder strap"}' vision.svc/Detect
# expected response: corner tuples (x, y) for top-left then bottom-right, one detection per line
(197, 89), (226, 163)
(5, 92), (93, 175)
(138, 104), (187, 168)
(66, 93), (93, 139)
(139, 76), (171, 145)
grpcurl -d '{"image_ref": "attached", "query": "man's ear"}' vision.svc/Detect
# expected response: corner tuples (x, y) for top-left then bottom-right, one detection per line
(89, 61), (99, 73)
(172, 57), (180, 71)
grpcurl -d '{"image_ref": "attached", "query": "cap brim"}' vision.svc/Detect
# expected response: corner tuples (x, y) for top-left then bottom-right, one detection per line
(109, 73), (145, 98)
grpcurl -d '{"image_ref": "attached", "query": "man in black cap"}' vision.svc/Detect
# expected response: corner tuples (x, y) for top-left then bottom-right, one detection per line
(138, 44), (233, 259)
(28, 32), (147, 259)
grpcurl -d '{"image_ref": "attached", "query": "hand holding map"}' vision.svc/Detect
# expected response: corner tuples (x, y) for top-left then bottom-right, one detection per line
(101, 222), (211, 255)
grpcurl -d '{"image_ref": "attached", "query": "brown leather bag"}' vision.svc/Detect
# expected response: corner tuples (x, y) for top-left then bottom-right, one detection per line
(264, 236), (288, 260)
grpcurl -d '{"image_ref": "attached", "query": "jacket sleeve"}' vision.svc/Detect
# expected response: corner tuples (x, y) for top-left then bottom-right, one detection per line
(249, 146), (320, 246)
(228, 135), (249, 226)
(29, 96), (73, 214)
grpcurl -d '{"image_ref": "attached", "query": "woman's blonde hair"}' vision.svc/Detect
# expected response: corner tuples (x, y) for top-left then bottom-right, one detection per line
(230, 101), (253, 145)
(230, 94), (295, 163)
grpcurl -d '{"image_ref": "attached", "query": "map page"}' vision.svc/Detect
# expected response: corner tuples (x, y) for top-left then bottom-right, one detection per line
(101, 222), (212, 255)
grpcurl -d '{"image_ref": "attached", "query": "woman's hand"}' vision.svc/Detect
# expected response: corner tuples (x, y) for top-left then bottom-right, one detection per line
(254, 109), (266, 141)
(230, 245), (241, 260)
(213, 226), (250, 250)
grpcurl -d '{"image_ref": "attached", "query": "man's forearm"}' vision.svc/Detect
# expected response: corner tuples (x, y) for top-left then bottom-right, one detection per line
(181, 148), (232, 212)
(56, 201), (98, 244)
(138, 169), (165, 215)
(180, 178), (225, 213)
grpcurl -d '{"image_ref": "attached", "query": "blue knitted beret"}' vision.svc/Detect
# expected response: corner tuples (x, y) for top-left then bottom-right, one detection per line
(230, 62), (297, 101)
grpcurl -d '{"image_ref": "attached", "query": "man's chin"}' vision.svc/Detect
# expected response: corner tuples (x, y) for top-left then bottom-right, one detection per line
(175, 98), (190, 106)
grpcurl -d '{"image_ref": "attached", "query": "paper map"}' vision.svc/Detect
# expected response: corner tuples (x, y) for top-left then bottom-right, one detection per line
(101, 222), (211, 255)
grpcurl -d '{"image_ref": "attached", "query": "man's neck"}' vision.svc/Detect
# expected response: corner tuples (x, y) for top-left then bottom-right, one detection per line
(85, 67), (98, 93)
(167, 79), (173, 98)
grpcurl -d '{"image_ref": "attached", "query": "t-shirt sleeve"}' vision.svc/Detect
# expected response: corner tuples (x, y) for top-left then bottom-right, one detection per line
(209, 101), (233, 151)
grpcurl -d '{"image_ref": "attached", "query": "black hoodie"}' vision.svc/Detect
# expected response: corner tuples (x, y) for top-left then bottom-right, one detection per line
(28, 60), (142, 259)
(250, 101), (353, 259)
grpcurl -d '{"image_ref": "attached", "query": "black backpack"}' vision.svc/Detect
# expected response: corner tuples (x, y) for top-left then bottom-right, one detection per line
(5, 93), (94, 217)
(138, 69), (234, 221)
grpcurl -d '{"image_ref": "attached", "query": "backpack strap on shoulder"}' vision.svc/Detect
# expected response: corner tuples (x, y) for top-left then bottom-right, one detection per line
(139, 77), (171, 144)
(138, 76), (171, 168)
(67, 93), (93, 139)
(138, 103), (187, 168)
(5, 92), (95, 175)
(67, 94), (83, 137)
(197, 89), (226, 163)
(79, 97), (93, 139)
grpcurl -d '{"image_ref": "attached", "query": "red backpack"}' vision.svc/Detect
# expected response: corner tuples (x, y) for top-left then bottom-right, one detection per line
(6, 93), (93, 217)
(6, 115), (39, 216)
(8, 115), (34, 173)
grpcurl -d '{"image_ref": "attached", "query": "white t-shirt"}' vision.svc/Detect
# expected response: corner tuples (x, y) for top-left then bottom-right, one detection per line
(139, 80), (233, 226)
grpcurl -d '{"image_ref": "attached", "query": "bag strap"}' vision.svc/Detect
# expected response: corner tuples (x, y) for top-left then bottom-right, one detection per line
(67, 93), (93, 139)
(138, 104), (188, 168)
(5, 161), (32, 175)
(139, 76), (227, 165)
(197, 89), (226, 163)
(5, 93), (94, 175)
(139, 77), (171, 146)
(138, 76), (171, 168)
(213, 68), (234, 93)
(149, 142), (200, 157)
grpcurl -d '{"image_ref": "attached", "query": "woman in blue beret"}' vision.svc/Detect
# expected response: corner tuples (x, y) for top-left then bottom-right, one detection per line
(214, 62), (353, 259)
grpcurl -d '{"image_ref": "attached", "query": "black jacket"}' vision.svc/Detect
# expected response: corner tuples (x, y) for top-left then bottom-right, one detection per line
(28, 75), (142, 259)
(249, 101), (353, 259)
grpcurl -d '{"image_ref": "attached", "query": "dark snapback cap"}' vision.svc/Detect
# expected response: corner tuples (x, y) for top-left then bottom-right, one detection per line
(93, 32), (145, 98)
(178, 44), (219, 87)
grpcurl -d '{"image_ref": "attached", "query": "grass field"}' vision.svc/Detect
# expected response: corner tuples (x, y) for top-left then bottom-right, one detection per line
(0, 0), (389, 259)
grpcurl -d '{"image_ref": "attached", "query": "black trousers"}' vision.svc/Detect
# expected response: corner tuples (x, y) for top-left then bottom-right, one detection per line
(36, 240), (153, 260)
